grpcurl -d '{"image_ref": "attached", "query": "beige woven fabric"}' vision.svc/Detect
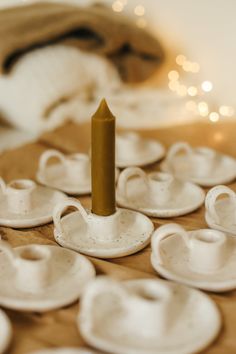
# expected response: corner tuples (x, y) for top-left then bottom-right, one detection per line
(0, 2), (164, 83)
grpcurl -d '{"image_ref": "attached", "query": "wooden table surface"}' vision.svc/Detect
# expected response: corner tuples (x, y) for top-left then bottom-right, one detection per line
(1, 120), (236, 354)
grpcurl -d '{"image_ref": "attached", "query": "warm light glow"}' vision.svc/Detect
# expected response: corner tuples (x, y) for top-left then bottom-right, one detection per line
(134, 5), (145, 16)
(219, 105), (235, 117)
(176, 54), (186, 66)
(185, 100), (197, 111)
(213, 132), (224, 142)
(198, 101), (209, 117)
(209, 112), (220, 122)
(168, 70), (179, 81)
(112, 1), (124, 12)
(183, 61), (193, 72)
(168, 53), (235, 121)
(176, 85), (187, 97)
(187, 86), (198, 97)
(191, 62), (200, 73)
(168, 81), (180, 92)
(136, 18), (147, 28)
(201, 81), (213, 92)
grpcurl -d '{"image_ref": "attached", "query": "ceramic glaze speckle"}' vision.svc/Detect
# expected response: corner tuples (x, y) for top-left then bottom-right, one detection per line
(151, 223), (236, 292)
(116, 168), (205, 218)
(78, 278), (221, 354)
(160, 142), (236, 187)
(116, 132), (165, 168)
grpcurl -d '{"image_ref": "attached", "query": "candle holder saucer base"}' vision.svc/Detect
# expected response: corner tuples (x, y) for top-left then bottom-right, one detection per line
(116, 178), (205, 218)
(78, 278), (221, 354)
(37, 164), (91, 195)
(54, 208), (154, 259)
(0, 186), (66, 228)
(0, 245), (95, 312)
(37, 164), (120, 195)
(116, 137), (165, 168)
(151, 226), (236, 292)
(160, 154), (236, 187)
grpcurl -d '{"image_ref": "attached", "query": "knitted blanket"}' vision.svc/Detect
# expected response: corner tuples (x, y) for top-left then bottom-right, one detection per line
(0, 2), (164, 83)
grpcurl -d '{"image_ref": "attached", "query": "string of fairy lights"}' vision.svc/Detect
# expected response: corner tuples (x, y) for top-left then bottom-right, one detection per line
(111, 1), (235, 123)
(168, 55), (235, 123)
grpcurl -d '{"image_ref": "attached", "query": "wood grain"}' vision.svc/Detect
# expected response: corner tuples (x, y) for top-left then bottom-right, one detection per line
(1, 120), (236, 354)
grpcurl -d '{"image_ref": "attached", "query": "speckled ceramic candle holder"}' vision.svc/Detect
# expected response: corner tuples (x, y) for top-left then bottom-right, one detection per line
(0, 241), (95, 311)
(151, 223), (236, 292)
(116, 167), (205, 218)
(53, 198), (154, 258)
(0, 177), (66, 228)
(78, 277), (221, 354)
(161, 142), (236, 187)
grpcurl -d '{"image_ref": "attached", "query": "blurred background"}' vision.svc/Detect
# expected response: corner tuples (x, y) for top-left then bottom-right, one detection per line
(0, 0), (235, 150)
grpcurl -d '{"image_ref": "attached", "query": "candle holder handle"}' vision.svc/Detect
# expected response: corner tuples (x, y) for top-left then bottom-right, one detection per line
(53, 198), (89, 237)
(81, 276), (128, 316)
(39, 149), (66, 175)
(151, 223), (189, 265)
(0, 239), (16, 263)
(205, 185), (236, 225)
(117, 167), (149, 201)
(166, 142), (192, 172)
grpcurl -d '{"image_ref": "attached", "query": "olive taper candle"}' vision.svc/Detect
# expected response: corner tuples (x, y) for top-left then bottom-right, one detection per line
(91, 99), (116, 216)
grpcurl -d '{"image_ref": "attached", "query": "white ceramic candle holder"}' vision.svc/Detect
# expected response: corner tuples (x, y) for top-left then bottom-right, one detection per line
(116, 132), (165, 168)
(116, 167), (205, 217)
(0, 241), (95, 311)
(205, 185), (236, 235)
(37, 149), (91, 195)
(53, 198), (153, 258)
(79, 277), (221, 354)
(151, 223), (236, 291)
(37, 149), (120, 195)
(0, 177), (66, 228)
(0, 178), (36, 214)
(160, 142), (236, 187)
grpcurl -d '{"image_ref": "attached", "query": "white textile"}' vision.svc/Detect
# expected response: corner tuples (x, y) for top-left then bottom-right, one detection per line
(0, 44), (196, 134)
